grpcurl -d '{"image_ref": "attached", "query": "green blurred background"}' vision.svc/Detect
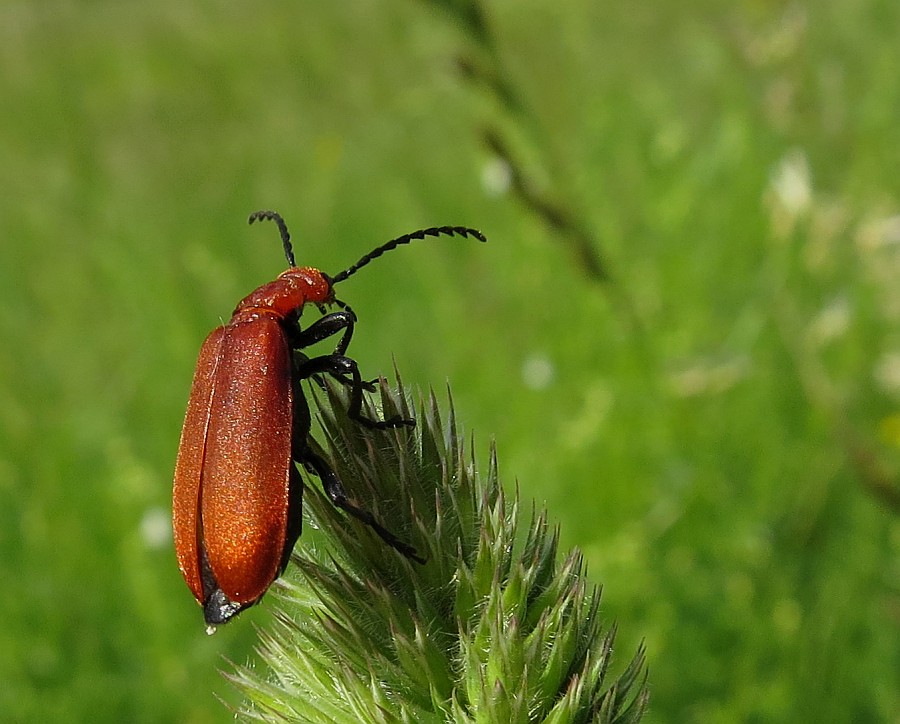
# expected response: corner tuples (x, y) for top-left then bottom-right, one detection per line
(2, 1), (899, 721)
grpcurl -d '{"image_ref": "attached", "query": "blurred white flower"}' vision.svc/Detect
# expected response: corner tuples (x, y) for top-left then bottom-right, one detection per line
(480, 156), (512, 197)
(769, 148), (812, 223)
(521, 353), (555, 390)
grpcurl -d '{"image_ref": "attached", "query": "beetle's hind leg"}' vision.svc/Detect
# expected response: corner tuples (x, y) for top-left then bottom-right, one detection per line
(301, 448), (425, 564)
(290, 371), (421, 563)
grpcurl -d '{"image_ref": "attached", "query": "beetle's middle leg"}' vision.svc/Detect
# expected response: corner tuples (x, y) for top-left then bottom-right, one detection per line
(295, 353), (414, 429)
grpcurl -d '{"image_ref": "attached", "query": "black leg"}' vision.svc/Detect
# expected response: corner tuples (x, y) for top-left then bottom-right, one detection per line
(296, 357), (378, 394)
(291, 310), (356, 356)
(296, 354), (414, 429)
(301, 448), (425, 564)
(290, 311), (379, 392)
(291, 370), (422, 563)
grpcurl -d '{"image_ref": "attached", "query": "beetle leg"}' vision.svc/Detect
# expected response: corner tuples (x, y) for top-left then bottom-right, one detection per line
(290, 310), (375, 392)
(291, 309), (356, 356)
(301, 448), (425, 564)
(296, 354), (414, 429)
(294, 356), (377, 394)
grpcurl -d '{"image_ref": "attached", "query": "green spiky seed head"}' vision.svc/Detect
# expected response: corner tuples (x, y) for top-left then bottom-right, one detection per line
(229, 373), (648, 723)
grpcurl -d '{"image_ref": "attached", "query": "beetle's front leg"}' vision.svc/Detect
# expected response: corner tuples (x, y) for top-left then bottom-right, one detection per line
(290, 310), (380, 392)
(291, 310), (356, 356)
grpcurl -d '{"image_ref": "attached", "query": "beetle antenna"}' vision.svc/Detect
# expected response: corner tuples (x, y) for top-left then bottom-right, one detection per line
(249, 210), (296, 268)
(330, 226), (486, 285)
(333, 298), (356, 319)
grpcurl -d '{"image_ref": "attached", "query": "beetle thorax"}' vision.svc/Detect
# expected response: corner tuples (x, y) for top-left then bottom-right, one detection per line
(232, 267), (333, 320)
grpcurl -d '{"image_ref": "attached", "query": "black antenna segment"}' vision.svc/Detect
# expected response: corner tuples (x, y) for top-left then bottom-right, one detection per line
(331, 226), (487, 285)
(248, 210), (296, 268)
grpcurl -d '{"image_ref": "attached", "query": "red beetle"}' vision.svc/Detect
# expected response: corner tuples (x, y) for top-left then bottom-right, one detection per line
(173, 210), (486, 628)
